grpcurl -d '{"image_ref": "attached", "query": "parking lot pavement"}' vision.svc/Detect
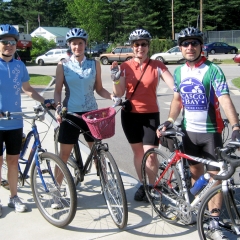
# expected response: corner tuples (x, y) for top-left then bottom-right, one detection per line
(0, 89), (199, 240)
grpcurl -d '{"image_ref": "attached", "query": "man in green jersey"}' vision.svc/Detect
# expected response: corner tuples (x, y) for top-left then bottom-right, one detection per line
(157, 27), (240, 240)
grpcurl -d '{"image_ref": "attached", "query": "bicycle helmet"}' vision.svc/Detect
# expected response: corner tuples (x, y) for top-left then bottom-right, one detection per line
(66, 28), (88, 43)
(129, 29), (152, 42)
(0, 24), (19, 41)
(177, 27), (203, 45)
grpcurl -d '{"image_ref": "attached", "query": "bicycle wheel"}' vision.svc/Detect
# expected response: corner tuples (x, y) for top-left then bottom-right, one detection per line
(98, 149), (128, 229)
(142, 148), (183, 223)
(54, 127), (81, 186)
(30, 152), (77, 228)
(197, 184), (240, 240)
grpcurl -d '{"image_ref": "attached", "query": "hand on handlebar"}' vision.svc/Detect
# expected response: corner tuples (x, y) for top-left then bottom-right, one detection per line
(231, 129), (240, 142)
(112, 96), (122, 107)
(156, 121), (173, 138)
(44, 99), (55, 110)
(55, 105), (63, 124)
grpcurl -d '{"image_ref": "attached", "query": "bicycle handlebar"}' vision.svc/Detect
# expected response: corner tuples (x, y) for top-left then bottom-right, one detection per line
(0, 105), (46, 121)
(158, 122), (185, 137)
(213, 141), (240, 180)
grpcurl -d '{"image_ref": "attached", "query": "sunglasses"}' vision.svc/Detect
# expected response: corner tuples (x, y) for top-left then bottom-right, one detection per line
(181, 40), (200, 47)
(133, 42), (149, 48)
(0, 40), (17, 46)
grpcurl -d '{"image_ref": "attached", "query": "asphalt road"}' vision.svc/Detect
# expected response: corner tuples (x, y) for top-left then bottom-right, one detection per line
(26, 55), (240, 180)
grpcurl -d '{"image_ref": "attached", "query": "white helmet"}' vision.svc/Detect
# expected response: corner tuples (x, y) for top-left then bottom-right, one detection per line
(66, 28), (88, 43)
(129, 29), (152, 42)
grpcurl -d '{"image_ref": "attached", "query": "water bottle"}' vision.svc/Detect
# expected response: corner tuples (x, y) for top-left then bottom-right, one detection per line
(190, 173), (210, 196)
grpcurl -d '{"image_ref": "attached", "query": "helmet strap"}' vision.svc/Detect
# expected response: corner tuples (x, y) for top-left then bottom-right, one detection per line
(2, 53), (13, 57)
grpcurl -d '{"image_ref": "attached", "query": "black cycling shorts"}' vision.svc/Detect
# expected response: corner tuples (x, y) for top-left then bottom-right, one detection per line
(121, 111), (160, 146)
(182, 130), (223, 171)
(58, 112), (94, 144)
(0, 128), (23, 156)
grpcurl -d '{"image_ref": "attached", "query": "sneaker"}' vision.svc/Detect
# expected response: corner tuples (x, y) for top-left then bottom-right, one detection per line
(134, 185), (145, 201)
(134, 185), (151, 202)
(0, 200), (2, 217)
(206, 228), (229, 240)
(51, 191), (63, 209)
(8, 195), (27, 213)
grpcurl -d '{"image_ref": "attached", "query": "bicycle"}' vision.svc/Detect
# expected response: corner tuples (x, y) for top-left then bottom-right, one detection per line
(141, 123), (240, 236)
(1, 105), (77, 228)
(54, 106), (128, 229)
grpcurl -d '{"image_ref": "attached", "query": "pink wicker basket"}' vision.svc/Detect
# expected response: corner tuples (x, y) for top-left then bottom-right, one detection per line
(82, 107), (116, 139)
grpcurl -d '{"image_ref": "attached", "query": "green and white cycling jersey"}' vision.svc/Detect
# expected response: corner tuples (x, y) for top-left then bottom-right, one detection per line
(174, 57), (228, 133)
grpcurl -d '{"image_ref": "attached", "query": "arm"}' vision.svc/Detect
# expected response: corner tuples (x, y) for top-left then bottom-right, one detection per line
(218, 94), (240, 131)
(54, 62), (64, 105)
(111, 61), (126, 97)
(22, 82), (45, 103)
(54, 62), (64, 123)
(168, 92), (182, 121)
(95, 60), (114, 99)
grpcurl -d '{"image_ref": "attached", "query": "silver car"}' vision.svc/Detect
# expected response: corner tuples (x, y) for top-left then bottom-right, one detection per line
(150, 46), (208, 64)
(35, 48), (68, 66)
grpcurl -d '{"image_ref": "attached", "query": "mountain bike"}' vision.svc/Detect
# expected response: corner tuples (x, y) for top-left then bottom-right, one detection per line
(54, 106), (128, 229)
(141, 123), (240, 236)
(1, 105), (77, 228)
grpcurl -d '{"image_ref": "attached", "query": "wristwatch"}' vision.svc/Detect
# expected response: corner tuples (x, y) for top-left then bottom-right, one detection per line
(232, 123), (240, 130)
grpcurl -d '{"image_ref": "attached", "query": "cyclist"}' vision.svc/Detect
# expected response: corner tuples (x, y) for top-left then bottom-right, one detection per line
(54, 28), (120, 208)
(0, 24), (54, 216)
(110, 28), (175, 202)
(157, 27), (240, 239)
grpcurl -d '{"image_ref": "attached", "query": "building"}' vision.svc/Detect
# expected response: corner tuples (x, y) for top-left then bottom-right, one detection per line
(31, 27), (70, 47)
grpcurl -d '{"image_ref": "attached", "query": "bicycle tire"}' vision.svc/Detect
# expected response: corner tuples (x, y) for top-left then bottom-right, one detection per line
(197, 184), (240, 240)
(98, 149), (128, 229)
(142, 148), (182, 223)
(54, 127), (81, 186)
(30, 152), (77, 228)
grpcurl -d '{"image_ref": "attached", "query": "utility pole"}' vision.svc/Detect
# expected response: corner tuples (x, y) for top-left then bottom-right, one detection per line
(172, 0), (174, 40)
(200, 0), (203, 31)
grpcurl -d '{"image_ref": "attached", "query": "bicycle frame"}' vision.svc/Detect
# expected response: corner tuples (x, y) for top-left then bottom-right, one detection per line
(156, 148), (227, 210)
(1, 107), (55, 191)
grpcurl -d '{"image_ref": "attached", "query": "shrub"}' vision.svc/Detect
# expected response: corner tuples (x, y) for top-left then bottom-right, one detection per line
(31, 37), (56, 60)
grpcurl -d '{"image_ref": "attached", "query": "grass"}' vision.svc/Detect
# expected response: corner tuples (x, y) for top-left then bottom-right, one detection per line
(29, 74), (52, 85)
(232, 77), (240, 89)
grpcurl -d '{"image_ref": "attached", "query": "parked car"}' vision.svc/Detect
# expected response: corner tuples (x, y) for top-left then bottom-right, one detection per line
(86, 43), (108, 57)
(35, 48), (68, 66)
(99, 46), (134, 65)
(150, 46), (208, 64)
(203, 42), (238, 54)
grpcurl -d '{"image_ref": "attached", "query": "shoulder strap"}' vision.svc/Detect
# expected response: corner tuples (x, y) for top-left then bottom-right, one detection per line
(129, 59), (151, 99)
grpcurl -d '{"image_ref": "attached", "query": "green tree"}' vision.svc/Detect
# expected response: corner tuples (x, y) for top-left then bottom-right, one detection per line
(31, 36), (56, 59)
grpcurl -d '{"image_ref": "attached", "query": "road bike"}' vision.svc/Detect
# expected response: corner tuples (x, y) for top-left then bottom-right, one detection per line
(54, 106), (128, 229)
(141, 123), (240, 239)
(1, 105), (77, 228)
